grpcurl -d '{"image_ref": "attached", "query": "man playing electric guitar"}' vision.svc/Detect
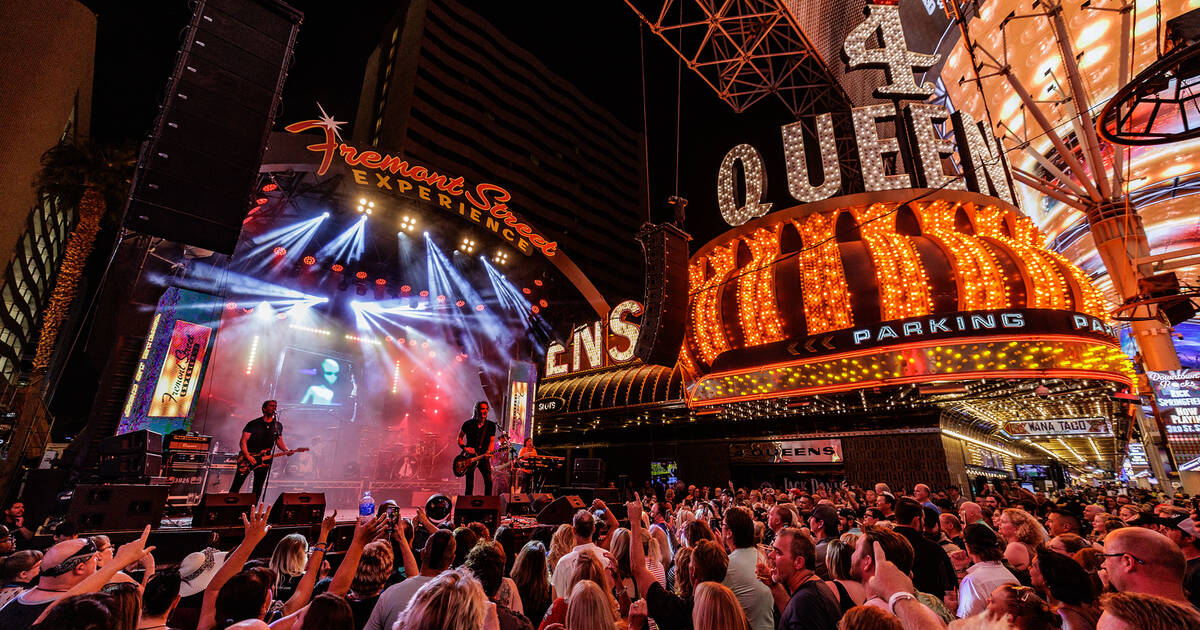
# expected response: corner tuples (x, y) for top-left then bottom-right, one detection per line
(457, 401), (496, 495)
(231, 400), (294, 500)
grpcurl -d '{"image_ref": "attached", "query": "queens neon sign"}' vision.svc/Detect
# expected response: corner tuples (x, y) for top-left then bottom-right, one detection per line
(285, 118), (559, 258)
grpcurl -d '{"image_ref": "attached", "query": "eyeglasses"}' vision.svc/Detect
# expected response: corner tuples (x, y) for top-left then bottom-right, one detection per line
(1100, 551), (1146, 565)
(41, 539), (98, 577)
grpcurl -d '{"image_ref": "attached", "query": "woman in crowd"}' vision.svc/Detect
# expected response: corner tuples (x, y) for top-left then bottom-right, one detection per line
(297, 592), (355, 630)
(985, 584), (1061, 630)
(824, 538), (866, 611)
(561, 580), (623, 630)
(997, 508), (1047, 584)
(453, 528), (478, 569)
(692, 582), (748, 630)
(511, 541), (552, 626)
(0, 549), (41, 608)
(671, 547), (693, 599)
(102, 582), (141, 630)
(539, 551), (614, 629)
(32, 592), (121, 630)
(1031, 547), (1099, 630)
(269, 533), (309, 603)
(1117, 503), (1145, 525)
(396, 568), (489, 630)
(547, 525), (575, 580)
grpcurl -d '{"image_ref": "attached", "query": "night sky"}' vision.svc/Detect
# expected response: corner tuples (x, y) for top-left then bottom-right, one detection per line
(84, 0), (798, 249)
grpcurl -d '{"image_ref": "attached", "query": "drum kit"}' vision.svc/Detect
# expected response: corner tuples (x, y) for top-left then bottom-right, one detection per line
(374, 428), (448, 481)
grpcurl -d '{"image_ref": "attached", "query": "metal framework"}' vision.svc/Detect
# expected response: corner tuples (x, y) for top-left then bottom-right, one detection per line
(624, 0), (849, 117)
(1098, 38), (1200, 146)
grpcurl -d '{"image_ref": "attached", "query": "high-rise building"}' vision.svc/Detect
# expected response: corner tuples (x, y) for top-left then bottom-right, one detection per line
(353, 0), (648, 305)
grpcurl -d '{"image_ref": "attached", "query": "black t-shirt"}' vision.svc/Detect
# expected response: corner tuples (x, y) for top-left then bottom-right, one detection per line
(460, 419), (496, 453)
(1186, 557), (1200, 609)
(0, 593), (54, 629)
(243, 417), (283, 453)
(780, 579), (842, 630)
(645, 581), (694, 630)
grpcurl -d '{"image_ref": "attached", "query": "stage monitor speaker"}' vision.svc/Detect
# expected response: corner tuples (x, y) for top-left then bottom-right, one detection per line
(99, 452), (163, 479)
(269, 492), (325, 525)
(99, 430), (163, 455)
(124, 0), (303, 254)
(454, 495), (502, 530)
(634, 223), (691, 367)
(536, 495), (586, 526)
(530, 493), (555, 514)
(193, 492), (256, 528)
(572, 458), (606, 486)
(67, 484), (168, 532)
(506, 493), (531, 515)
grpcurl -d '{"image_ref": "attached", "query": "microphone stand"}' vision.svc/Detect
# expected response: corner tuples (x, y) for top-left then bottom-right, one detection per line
(260, 413), (280, 507)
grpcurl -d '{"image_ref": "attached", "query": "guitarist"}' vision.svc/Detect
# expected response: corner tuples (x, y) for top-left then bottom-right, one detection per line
(230, 400), (291, 500)
(457, 401), (496, 495)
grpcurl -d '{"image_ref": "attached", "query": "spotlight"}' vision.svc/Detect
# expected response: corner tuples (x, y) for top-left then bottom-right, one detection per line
(400, 285), (411, 294)
(303, 255), (316, 266)
(437, 295), (447, 303)
(459, 237), (476, 254)
(400, 215), (417, 231)
(322, 211), (330, 218)
(493, 250), (509, 265)
(534, 279), (543, 287)
(538, 299), (548, 308)
(456, 299), (466, 307)
(475, 304), (486, 311)
(331, 264), (344, 273)
(532, 305), (540, 314)
(355, 271), (368, 280)
(273, 246), (287, 256)
(521, 287), (531, 295)
(225, 301), (238, 310)
(419, 290), (429, 297)
(255, 197), (269, 206)
(262, 182), (278, 192)
(375, 278), (386, 286)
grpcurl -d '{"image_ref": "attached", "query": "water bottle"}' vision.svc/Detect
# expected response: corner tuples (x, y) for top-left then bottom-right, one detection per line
(359, 491), (375, 517)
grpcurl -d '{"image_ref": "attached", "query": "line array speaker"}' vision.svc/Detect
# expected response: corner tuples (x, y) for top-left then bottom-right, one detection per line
(634, 223), (691, 367)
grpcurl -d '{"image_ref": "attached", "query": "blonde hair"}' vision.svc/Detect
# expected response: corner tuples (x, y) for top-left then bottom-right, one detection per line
(565, 580), (619, 630)
(1001, 509), (1049, 547)
(564, 550), (609, 596)
(269, 533), (308, 581)
(674, 547), (693, 598)
(397, 568), (487, 630)
(1100, 591), (1200, 630)
(693, 582), (749, 630)
(838, 605), (903, 630)
(548, 524), (574, 574)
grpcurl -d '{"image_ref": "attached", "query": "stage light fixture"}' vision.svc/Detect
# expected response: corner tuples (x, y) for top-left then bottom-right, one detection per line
(256, 197), (269, 206)
(539, 299), (548, 308)
(522, 287), (531, 295)
(437, 294), (447, 302)
(459, 237), (476, 254)
(456, 299), (466, 307)
(355, 271), (368, 279)
(273, 246), (287, 256)
(419, 290), (430, 297)
(331, 264), (344, 272)
(322, 211), (330, 218)
(534, 279), (543, 287)
(225, 301), (238, 310)
(375, 278), (386, 286)
(400, 215), (417, 232)
(401, 285), (411, 293)
(492, 250), (509, 265)
(475, 304), (486, 311)
(262, 183), (277, 192)
(531, 305), (540, 314)
(302, 255), (316, 266)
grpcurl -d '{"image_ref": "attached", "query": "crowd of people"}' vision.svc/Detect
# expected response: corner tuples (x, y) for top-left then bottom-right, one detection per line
(1, 480), (1200, 630)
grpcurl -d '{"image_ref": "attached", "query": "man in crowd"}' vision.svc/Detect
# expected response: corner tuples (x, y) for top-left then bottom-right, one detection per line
(721, 506), (774, 630)
(875, 493), (896, 520)
(1046, 508), (1081, 537)
(768, 527), (841, 630)
(946, 486), (968, 512)
(1157, 514), (1200, 609)
(1103, 526), (1191, 603)
(2, 502), (32, 542)
(140, 572), (183, 630)
(551, 509), (611, 598)
(809, 504), (839, 580)
(366, 529), (455, 630)
(959, 502), (989, 528)
(465, 542), (532, 630)
(767, 504), (794, 539)
(891, 498), (955, 602)
(939, 513), (964, 549)
(956, 523), (1018, 618)
(912, 484), (940, 514)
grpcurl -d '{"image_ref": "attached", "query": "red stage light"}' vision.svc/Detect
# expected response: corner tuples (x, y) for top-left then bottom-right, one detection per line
(456, 299), (466, 307)
(531, 305), (540, 313)
(539, 299), (548, 308)
(534, 279), (543, 287)
(475, 304), (486, 311)
(255, 197), (269, 206)
(437, 295), (447, 302)
(273, 246), (286, 256)
(225, 301), (238, 310)
(522, 287), (532, 294)
(401, 285), (411, 293)
(302, 255), (316, 265)
(355, 271), (368, 279)
(332, 264), (344, 272)
(375, 278), (386, 286)
(419, 290), (429, 297)
(262, 183), (278, 192)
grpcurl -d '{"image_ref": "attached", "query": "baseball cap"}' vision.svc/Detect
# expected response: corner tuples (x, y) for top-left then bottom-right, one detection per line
(1158, 514), (1200, 538)
(178, 548), (230, 597)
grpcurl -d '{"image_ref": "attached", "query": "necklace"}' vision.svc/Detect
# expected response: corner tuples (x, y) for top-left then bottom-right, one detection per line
(34, 587), (71, 593)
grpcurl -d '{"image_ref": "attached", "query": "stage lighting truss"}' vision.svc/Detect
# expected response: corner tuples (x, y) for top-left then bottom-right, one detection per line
(459, 237), (476, 254)
(400, 215), (418, 232)
(357, 198), (375, 214)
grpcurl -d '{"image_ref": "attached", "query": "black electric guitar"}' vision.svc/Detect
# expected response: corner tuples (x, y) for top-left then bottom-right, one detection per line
(452, 451), (516, 477)
(235, 447), (310, 475)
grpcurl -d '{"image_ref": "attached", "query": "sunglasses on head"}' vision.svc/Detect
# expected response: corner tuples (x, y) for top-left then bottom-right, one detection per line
(41, 539), (98, 577)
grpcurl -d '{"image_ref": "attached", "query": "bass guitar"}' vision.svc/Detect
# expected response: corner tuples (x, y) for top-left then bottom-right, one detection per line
(236, 447), (310, 475)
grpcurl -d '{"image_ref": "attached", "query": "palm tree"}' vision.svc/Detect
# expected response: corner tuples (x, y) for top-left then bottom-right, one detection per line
(30, 139), (133, 375)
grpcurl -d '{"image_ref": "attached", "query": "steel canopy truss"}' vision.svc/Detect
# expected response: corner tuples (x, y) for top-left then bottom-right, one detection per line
(625, 0), (849, 116)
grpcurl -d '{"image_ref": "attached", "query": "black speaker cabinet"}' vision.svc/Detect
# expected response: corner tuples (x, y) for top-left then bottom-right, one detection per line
(193, 492), (256, 528)
(99, 430), (163, 455)
(269, 492), (325, 525)
(67, 484), (169, 532)
(100, 452), (163, 479)
(536, 495), (587, 526)
(572, 458), (606, 486)
(454, 495), (502, 530)
(506, 493), (531, 515)
(124, 0), (303, 253)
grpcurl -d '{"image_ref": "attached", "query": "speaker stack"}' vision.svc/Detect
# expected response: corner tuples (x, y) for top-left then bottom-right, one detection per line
(98, 430), (166, 485)
(66, 484), (169, 532)
(454, 495), (503, 530)
(124, 0), (303, 254)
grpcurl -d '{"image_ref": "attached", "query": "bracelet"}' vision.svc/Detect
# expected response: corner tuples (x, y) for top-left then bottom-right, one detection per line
(888, 592), (916, 614)
(310, 543), (328, 553)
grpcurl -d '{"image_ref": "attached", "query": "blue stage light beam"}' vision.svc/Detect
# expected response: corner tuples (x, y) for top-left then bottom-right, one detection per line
(316, 216), (367, 263)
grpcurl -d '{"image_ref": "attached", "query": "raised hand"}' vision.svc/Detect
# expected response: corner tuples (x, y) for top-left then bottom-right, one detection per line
(625, 493), (642, 523)
(320, 511), (337, 540)
(628, 599), (649, 630)
(866, 541), (914, 601)
(241, 503), (271, 542)
(113, 524), (156, 567)
(353, 513), (387, 545)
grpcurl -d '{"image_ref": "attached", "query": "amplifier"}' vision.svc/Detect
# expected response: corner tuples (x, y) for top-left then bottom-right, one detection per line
(100, 452), (163, 479)
(165, 433), (212, 452)
(99, 430), (163, 455)
(166, 451), (209, 465)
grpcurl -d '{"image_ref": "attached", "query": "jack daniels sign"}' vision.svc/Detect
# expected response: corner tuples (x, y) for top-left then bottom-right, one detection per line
(709, 308), (1117, 373)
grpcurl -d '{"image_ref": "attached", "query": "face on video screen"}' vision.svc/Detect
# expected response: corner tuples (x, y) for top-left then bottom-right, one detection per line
(276, 348), (356, 408)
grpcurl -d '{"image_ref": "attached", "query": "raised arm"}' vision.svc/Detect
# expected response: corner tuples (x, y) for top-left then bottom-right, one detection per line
(33, 525), (156, 624)
(414, 507), (438, 534)
(625, 495), (656, 599)
(281, 511), (337, 615)
(329, 514), (386, 597)
(199, 504), (272, 630)
(393, 519), (419, 578)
